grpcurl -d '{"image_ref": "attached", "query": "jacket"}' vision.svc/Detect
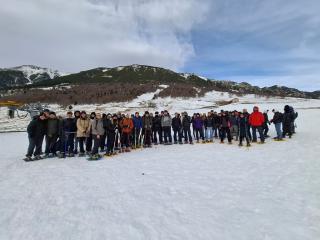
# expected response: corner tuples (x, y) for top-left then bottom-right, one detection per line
(161, 115), (172, 127)
(77, 117), (90, 137)
(90, 119), (105, 136)
(27, 117), (47, 140)
(249, 109), (265, 127)
(120, 118), (134, 134)
(172, 116), (182, 130)
(47, 118), (59, 137)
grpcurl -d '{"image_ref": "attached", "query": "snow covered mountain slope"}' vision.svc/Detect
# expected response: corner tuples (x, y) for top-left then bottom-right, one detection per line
(0, 65), (65, 88)
(0, 100), (319, 240)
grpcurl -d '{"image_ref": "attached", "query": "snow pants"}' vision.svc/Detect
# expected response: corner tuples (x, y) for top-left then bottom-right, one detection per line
(26, 135), (44, 157)
(220, 127), (232, 143)
(252, 126), (265, 142)
(205, 127), (213, 141)
(163, 126), (172, 143)
(183, 127), (193, 143)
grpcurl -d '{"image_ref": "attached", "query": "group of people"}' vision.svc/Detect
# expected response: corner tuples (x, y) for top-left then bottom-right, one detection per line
(24, 105), (298, 161)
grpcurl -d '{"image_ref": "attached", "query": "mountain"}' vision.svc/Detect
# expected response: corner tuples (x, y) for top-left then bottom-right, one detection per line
(0, 65), (64, 88)
(30, 64), (208, 87)
(0, 64), (319, 104)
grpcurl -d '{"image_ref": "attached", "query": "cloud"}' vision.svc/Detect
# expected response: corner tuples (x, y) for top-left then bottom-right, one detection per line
(0, 0), (209, 72)
(184, 0), (320, 90)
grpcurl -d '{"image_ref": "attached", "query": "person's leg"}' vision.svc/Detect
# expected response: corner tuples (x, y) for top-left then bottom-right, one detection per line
(275, 123), (282, 139)
(86, 134), (92, 152)
(163, 127), (168, 143)
(34, 135), (44, 156)
(45, 136), (50, 155)
(227, 128), (232, 143)
(220, 128), (226, 142)
(183, 129), (188, 143)
(239, 135), (243, 145)
(257, 127), (265, 142)
(252, 127), (257, 142)
(26, 137), (36, 157)
(168, 127), (172, 143)
(187, 128), (193, 143)
(200, 128), (205, 141)
(195, 129), (200, 141)
(69, 134), (75, 153)
(247, 126), (252, 141)
(92, 135), (100, 155)
(153, 130), (157, 144)
(173, 129), (178, 143)
(74, 136), (79, 154)
(178, 129), (183, 143)
(234, 126), (239, 141)
(78, 137), (85, 153)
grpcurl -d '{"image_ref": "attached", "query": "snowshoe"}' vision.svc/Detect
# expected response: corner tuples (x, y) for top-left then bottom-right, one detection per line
(87, 154), (102, 161)
(246, 143), (251, 147)
(238, 143), (243, 147)
(179, 142), (183, 145)
(125, 148), (131, 152)
(78, 152), (86, 157)
(23, 156), (33, 162)
(228, 142), (232, 145)
(33, 155), (43, 161)
(189, 142), (194, 145)
(58, 153), (66, 158)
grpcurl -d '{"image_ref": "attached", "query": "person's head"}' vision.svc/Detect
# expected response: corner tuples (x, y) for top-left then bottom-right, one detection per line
(43, 109), (50, 118)
(96, 112), (102, 119)
(74, 111), (80, 118)
(80, 111), (86, 119)
(175, 112), (179, 117)
(164, 110), (168, 116)
(67, 111), (73, 118)
(90, 112), (96, 119)
(125, 113), (129, 118)
(135, 112), (140, 117)
(39, 112), (46, 120)
(49, 112), (56, 119)
(150, 113), (153, 117)
(243, 108), (248, 113)
(145, 111), (149, 116)
(239, 112), (244, 118)
(253, 106), (259, 112)
(107, 113), (111, 119)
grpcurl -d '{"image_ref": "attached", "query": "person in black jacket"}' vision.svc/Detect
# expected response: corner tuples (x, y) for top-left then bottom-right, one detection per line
(263, 110), (270, 137)
(152, 112), (163, 144)
(172, 113), (183, 144)
(213, 112), (221, 138)
(24, 112), (47, 161)
(238, 112), (250, 147)
(61, 111), (77, 157)
(182, 112), (193, 144)
(44, 112), (59, 157)
(104, 114), (117, 156)
(220, 111), (232, 144)
(270, 109), (283, 140)
(282, 105), (295, 138)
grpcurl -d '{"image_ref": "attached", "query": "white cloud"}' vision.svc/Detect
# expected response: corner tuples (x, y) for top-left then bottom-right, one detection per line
(0, 0), (209, 72)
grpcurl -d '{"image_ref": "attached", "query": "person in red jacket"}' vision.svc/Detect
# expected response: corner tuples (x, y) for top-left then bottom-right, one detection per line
(249, 106), (265, 143)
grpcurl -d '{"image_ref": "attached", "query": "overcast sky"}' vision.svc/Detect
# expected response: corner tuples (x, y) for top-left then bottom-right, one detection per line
(0, 0), (319, 90)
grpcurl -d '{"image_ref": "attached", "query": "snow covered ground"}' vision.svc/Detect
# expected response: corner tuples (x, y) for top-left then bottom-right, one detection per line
(0, 97), (320, 240)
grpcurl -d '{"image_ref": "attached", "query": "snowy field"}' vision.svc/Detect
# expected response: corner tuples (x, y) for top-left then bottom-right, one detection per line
(0, 96), (320, 240)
